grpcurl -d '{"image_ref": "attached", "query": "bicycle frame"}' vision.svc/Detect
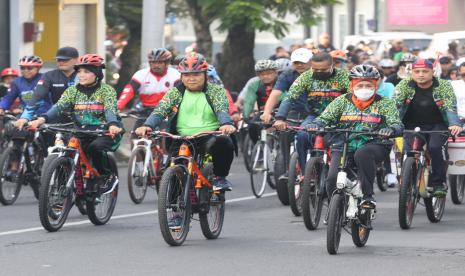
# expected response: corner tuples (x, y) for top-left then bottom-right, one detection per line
(131, 137), (164, 182)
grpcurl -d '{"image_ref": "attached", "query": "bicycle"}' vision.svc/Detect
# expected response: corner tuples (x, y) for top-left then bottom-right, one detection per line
(0, 124), (45, 205)
(121, 111), (166, 204)
(248, 121), (278, 198)
(398, 128), (453, 229)
(326, 129), (389, 255)
(38, 123), (119, 232)
(0, 112), (17, 150)
(447, 135), (465, 205)
(155, 130), (226, 246)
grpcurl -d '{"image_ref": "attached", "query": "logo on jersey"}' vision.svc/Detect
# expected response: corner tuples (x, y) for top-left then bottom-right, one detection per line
(165, 81), (170, 88)
(37, 80), (44, 85)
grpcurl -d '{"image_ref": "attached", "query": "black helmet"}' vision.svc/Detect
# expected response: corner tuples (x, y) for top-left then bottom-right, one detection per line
(349, 64), (381, 80)
(400, 53), (416, 63)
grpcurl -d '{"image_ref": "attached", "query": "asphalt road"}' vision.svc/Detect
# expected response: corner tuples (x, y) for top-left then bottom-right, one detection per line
(1, 157), (465, 276)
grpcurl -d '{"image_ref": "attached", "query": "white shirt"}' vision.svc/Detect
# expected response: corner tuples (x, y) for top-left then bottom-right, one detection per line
(452, 80), (465, 118)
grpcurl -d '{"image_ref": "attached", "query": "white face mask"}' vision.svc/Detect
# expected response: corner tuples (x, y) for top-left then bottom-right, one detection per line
(354, 88), (375, 101)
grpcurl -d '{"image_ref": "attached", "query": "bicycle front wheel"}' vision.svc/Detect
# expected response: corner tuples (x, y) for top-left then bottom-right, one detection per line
(158, 165), (191, 246)
(0, 147), (23, 205)
(127, 146), (148, 204)
(327, 192), (345, 255)
(302, 157), (325, 230)
(250, 142), (268, 198)
(288, 152), (304, 216)
(398, 157), (420, 229)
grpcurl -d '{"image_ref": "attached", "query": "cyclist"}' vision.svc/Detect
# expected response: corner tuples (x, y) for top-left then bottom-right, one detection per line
(273, 52), (350, 170)
(395, 59), (462, 197)
(0, 68), (19, 99)
(135, 53), (236, 191)
(330, 50), (348, 69)
(308, 65), (403, 208)
(16, 46), (79, 128)
(241, 60), (279, 143)
(379, 59), (397, 80)
(117, 48), (180, 132)
(26, 54), (123, 194)
(0, 56), (50, 116)
(385, 53), (416, 86)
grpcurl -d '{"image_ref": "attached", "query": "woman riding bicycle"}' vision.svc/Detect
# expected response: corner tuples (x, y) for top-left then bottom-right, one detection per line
(307, 65), (404, 208)
(26, 54), (123, 194)
(135, 53), (236, 191)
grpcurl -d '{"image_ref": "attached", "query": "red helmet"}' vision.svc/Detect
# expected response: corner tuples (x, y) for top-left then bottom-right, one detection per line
(75, 54), (105, 68)
(1, 68), (19, 78)
(148, 48), (173, 62)
(18, 55), (43, 67)
(178, 53), (209, 73)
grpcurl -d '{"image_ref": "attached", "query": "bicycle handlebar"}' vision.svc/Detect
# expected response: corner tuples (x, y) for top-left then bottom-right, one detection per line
(149, 130), (224, 140)
(40, 123), (112, 137)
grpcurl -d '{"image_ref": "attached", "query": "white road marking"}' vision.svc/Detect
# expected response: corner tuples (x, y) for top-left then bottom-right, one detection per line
(0, 192), (276, 237)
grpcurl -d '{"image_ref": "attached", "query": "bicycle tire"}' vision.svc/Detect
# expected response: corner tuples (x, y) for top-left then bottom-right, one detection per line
(327, 192), (345, 255)
(158, 165), (191, 246)
(127, 146), (148, 204)
(250, 142), (268, 198)
(0, 147), (22, 205)
(449, 174), (465, 205)
(288, 152), (303, 216)
(398, 157), (419, 229)
(38, 156), (74, 232)
(275, 153), (289, 205)
(199, 163), (225, 240)
(242, 134), (253, 173)
(424, 196), (446, 223)
(351, 213), (371, 247)
(302, 157), (325, 230)
(376, 165), (388, 192)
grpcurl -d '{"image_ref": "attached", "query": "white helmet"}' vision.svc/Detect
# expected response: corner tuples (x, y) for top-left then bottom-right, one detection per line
(379, 59), (396, 68)
(291, 48), (313, 63)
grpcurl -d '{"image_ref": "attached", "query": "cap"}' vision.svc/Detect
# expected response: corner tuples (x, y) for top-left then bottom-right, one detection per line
(291, 48), (313, 63)
(55, 47), (79, 60)
(439, 56), (452, 64)
(412, 59), (433, 69)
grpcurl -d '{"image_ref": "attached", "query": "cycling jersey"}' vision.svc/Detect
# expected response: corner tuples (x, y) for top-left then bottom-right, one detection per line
(242, 77), (276, 119)
(0, 74), (51, 115)
(117, 67), (180, 110)
(274, 68), (309, 114)
(21, 69), (77, 120)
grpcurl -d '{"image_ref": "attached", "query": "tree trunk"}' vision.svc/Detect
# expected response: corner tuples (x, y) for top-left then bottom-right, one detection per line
(221, 23), (255, 93)
(115, 27), (141, 95)
(185, 0), (213, 61)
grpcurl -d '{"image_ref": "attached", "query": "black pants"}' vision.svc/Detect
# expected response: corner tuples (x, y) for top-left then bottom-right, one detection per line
(170, 135), (235, 177)
(403, 124), (449, 186)
(82, 136), (119, 176)
(326, 144), (389, 199)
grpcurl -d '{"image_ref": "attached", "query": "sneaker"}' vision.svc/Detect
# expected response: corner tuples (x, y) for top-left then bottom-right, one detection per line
(385, 173), (398, 188)
(213, 177), (232, 191)
(360, 195), (376, 209)
(168, 214), (183, 229)
(99, 175), (119, 194)
(432, 184), (447, 198)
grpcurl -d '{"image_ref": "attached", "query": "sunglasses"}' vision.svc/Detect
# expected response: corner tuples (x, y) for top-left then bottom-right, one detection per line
(20, 66), (36, 71)
(56, 58), (70, 62)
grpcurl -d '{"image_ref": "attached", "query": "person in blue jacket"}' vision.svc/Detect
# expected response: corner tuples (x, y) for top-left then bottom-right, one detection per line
(0, 55), (51, 116)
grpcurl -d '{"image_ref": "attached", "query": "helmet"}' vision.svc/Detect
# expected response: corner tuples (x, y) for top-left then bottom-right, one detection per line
(254, 60), (278, 72)
(148, 48), (173, 62)
(207, 65), (224, 86)
(178, 53), (209, 73)
(400, 53), (416, 63)
(330, 50), (348, 62)
(75, 54), (105, 68)
(349, 64), (381, 80)
(18, 55), (43, 67)
(456, 57), (465, 67)
(1, 68), (19, 77)
(275, 58), (292, 72)
(291, 48), (312, 63)
(379, 59), (396, 68)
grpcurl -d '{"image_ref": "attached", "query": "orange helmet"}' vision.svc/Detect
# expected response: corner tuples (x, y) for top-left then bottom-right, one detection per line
(178, 53), (209, 73)
(75, 54), (105, 68)
(1, 68), (19, 78)
(18, 55), (43, 67)
(330, 50), (348, 62)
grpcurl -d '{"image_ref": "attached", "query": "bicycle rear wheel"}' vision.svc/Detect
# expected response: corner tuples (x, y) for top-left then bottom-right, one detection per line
(0, 147), (22, 206)
(376, 165), (387, 192)
(302, 157), (325, 230)
(242, 134), (253, 173)
(250, 142), (268, 198)
(288, 152), (304, 216)
(275, 153), (289, 205)
(398, 157), (420, 229)
(424, 196), (446, 223)
(38, 156), (74, 232)
(127, 146), (148, 204)
(351, 211), (371, 247)
(449, 174), (465, 205)
(199, 163), (225, 239)
(158, 165), (191, 246)
(87, 155), (119, 225)
(327, 192), (345, 255)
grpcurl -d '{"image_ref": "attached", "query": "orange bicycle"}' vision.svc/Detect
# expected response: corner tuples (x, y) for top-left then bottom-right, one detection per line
(38, 123), (119, 232)
(154, 130), (226, 246)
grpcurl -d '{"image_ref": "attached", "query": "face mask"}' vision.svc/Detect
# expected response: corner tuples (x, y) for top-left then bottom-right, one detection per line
(354, 88), (375, 101)
(313, 68), (333, 80)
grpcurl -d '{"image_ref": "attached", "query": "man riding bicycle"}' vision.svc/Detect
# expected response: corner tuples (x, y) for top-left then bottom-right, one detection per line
(135, 53), (236, 191)
(395, 59), (462, 197)
(26, 54), (124, 194)
(308, 65), (403, 208)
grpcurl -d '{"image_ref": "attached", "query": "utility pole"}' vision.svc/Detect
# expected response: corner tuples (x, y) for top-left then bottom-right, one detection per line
(141, 0), (166, 67)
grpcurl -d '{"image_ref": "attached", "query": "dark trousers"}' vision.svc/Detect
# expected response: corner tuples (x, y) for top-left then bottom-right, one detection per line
(403, 123), (449, 186)
(82, 136), (119, 176)
(170, 135), (235, 177)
